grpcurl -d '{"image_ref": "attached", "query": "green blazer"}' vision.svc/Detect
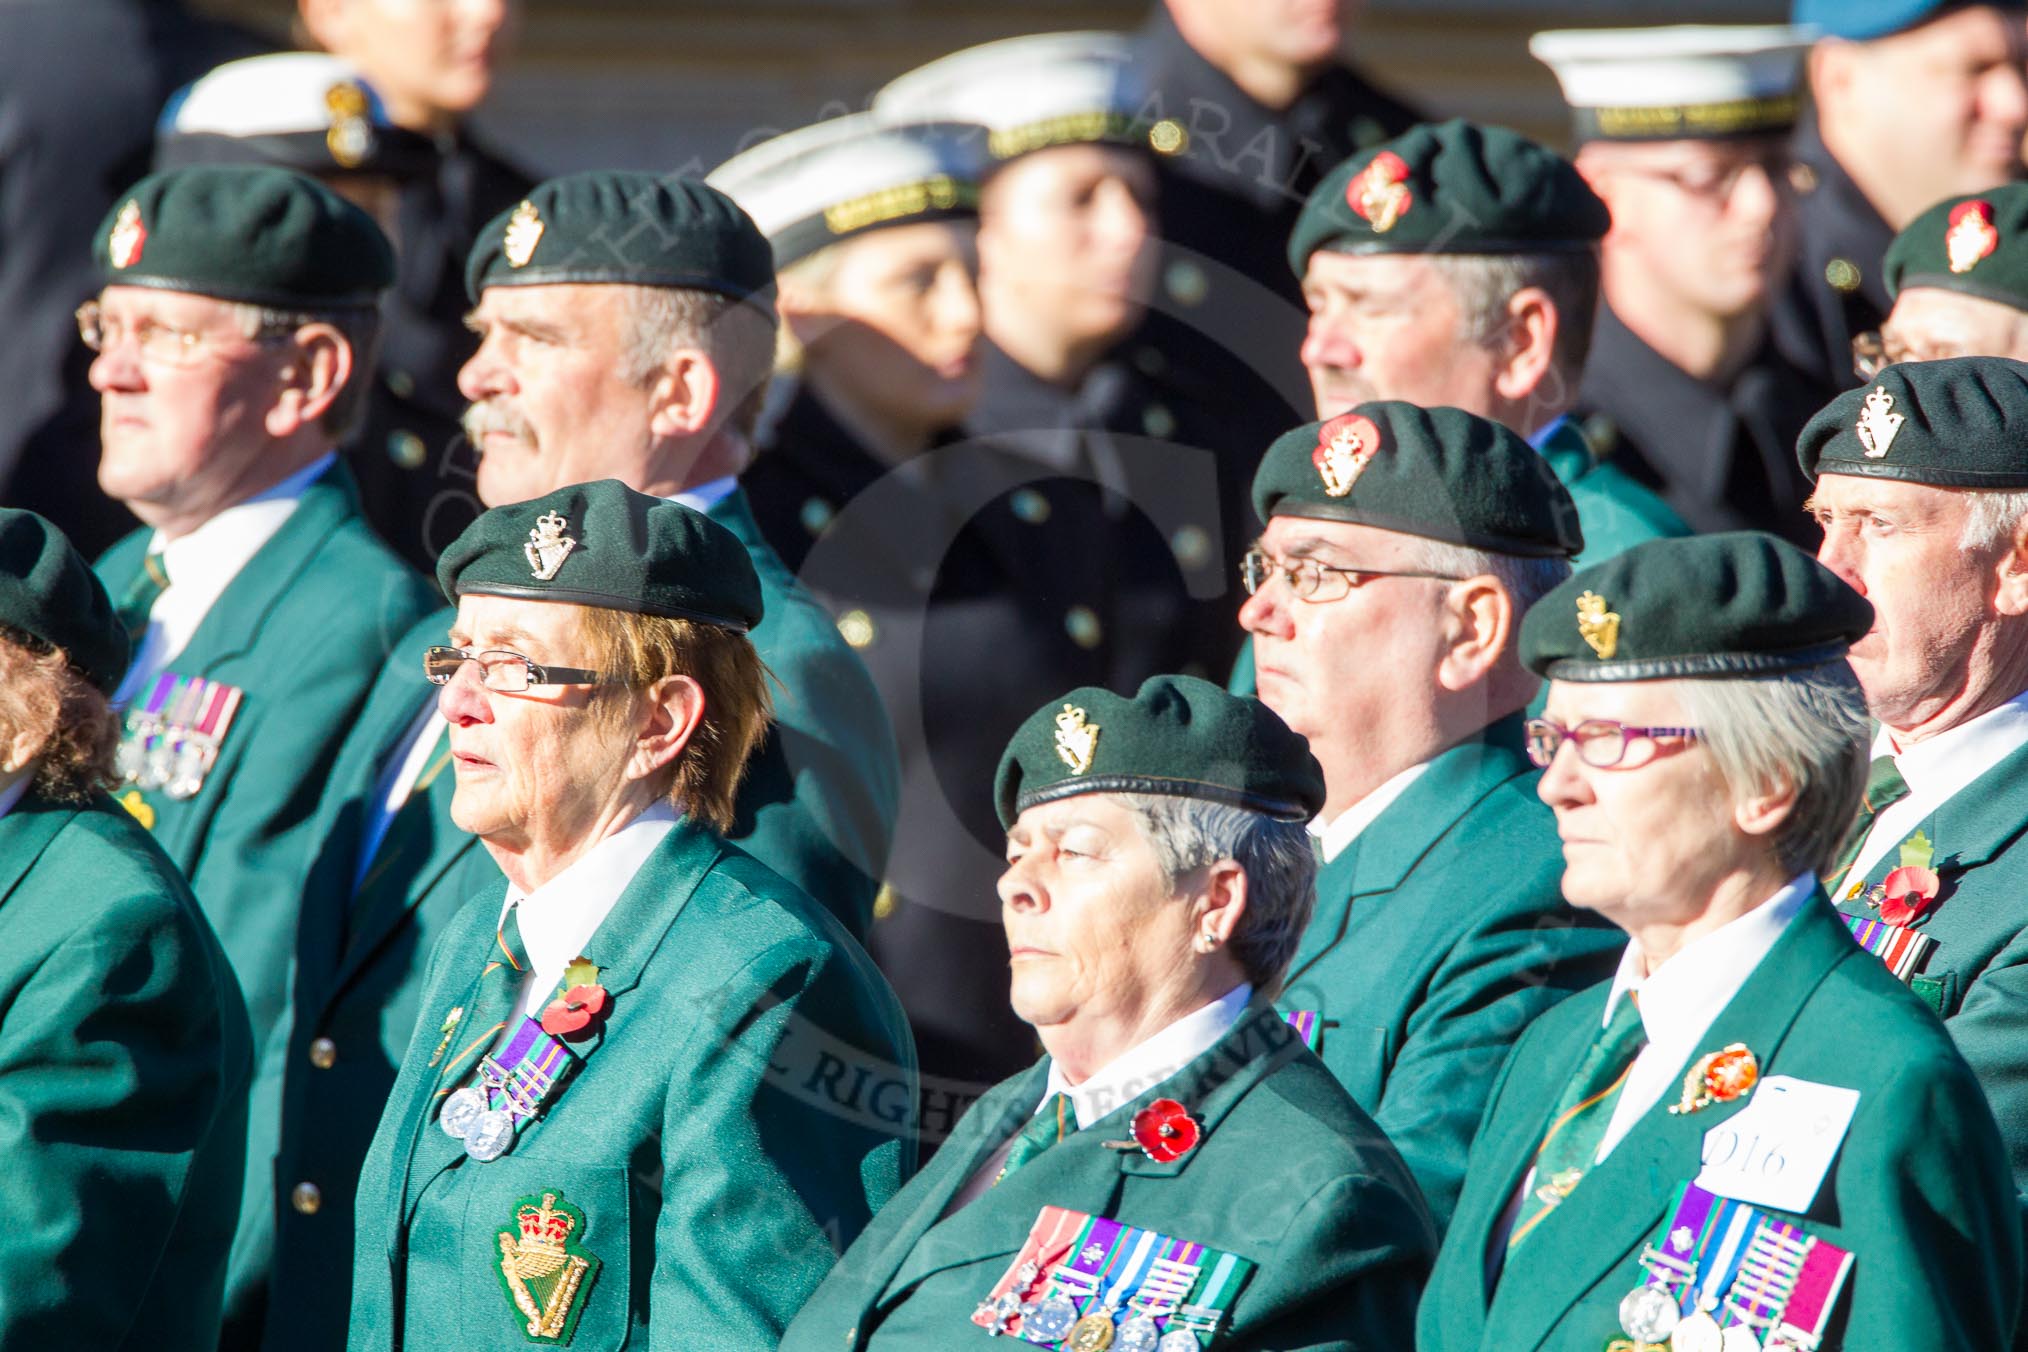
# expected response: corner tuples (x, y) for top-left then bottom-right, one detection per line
(1536, 417), (1688, 569)
(1834, 735), (2028, 1196)
(225, 608), (502, 1352)
(712, 487), (899, 936)
(1279, 718), (1622, 1230)
(346, 816), (918, 1351)
(0, 791), (253, 1350)
(93, 459), (438, 1055)
(780, 999), (1436, 1352)
(1418, 893), (2021, 1352)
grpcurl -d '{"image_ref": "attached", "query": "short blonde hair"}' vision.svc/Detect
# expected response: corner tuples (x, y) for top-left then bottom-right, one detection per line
(578, 607), (774, 834)
(0, 629), (120, 803)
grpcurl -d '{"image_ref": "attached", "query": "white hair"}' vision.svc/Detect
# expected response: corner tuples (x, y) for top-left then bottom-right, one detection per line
(1398, 536), (1573, 613)
(1957, 489), (2028, 552)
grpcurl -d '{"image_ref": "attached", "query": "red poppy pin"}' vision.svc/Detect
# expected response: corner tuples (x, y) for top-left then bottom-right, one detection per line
(1878, 865), (1941, 926)
(1312, 412), (1383, 497)
(540, 957), (610, 1041)
(1668, 1043), (1758, 1116)
(1348, 151), (1413, 233)
(1128, 1098), (1201, 1163)
(1947, 199), (2000, 274)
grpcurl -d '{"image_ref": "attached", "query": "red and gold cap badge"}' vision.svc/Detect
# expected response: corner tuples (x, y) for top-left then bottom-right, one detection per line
(1946, 199), (2000, 275)
(1348, 151), (1413, 234)
(108, 200), (146, 270)
(1312, 412), (1382, 497)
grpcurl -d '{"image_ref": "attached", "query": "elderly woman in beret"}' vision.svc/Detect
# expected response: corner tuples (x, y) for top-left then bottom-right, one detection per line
(0, 509), (251, 1350)
(1420, 533), (2021, 1352)
(346, 481), (916, 1351)
(782, 674), (1435, 1352)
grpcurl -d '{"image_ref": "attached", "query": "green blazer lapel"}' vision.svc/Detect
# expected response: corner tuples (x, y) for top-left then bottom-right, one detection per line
(330, 745), (476, 997)
(1285, 721), (1533, 987)
(0, 796), (78, 904)
(883, 1002), (1305, 1301)
(1485, 896), (1859, 1349)
(154, 461), (362, 672)
(1854, 738), (2028, 900)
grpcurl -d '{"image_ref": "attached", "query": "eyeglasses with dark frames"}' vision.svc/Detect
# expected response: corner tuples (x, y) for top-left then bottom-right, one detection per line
(423, 645), (614, 693)
(1240, 547), (1466, 603)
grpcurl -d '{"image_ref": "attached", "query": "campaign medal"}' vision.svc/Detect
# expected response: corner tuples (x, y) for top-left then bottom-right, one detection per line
(1672, 1310), (1724, 1352)
(1067, 1314), (1115, 1351)
(465, 1107), (516, 1162)
(1155, 1334), (1200, 1352)
(968, 1206), (1084, 1337)
(494, 1191), (600, 1344)
(1618, 1286), (1680, 1343)
(118, 672), (242, 799)
(439, 1018), (581, 1162)
(439, 1084), (488, 1139)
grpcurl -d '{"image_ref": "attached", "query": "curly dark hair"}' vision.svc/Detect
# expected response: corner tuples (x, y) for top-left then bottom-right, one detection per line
(0, 626), (120, 803)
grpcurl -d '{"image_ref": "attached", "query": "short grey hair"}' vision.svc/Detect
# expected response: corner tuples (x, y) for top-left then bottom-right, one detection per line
(1399, 536), (1573, 614)
(1669, 663), (1870, 878)
(1423, 249), (1601, 403)
(1112, 793), (1318, 997)
(617, 284), (780, 444)
(1957, 489), (2028, 552)
(231, 302), (381, 442)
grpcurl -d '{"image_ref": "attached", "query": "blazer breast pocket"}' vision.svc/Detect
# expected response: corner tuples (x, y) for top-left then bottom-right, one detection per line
(460, 1159), (633, 1349)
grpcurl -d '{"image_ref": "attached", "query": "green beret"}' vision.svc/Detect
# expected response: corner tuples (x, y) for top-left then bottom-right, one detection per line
(465, 172), (777, 307)
(436, 479), (763, 633)
(95, 165), (393, 308)
(1287, 119), (1609, 277)
(1797, 356), (2028, 488)
(1521, 532), (1872, 682)
(1251, 403), (1584, 558)
(993, 675), (1324, 828)
(0, 510), (128, 696)
(1884, 185), (2028, 310)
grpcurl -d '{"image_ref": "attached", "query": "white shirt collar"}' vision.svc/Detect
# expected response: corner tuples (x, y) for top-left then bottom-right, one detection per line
(1041, 983), (1253, 1129)
(1841, 690), (2028, 888)
(499, 800), (678, 1019)
(666, 477), (738, 515)
(114, 452), (335, 706)
(1309, 760), (1431, 864)
(0, 766), (34, 822)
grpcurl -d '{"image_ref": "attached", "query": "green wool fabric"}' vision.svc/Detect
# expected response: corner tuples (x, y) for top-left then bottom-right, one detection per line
(993, 674), (1324, 827)
(95, 165), (393, 307)
(0, 509), (127, 694)
(1521, 531), (1871, 682)
(1798, 355), (2028, 488)
(465, 170), (777, 304)
(1251, 403), (1584, 557)
(1287, 118), (1609, 276)
(436, 478), (764, 632)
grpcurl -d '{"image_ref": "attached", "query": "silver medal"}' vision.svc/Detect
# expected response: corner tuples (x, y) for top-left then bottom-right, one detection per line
(463, 1107), (515, 1161)
(139, 741), (176, 790)
(165, 744), (207, 800)
(1720, 1326), (1763, 1352)
(1025, 1295), (1078, 1341)
(1619, 1285), (1681, 1342)
(438, 1085), (486, 1138)
(1672, 1310), (1724, 1352)
(114, 735), (145, 783)
(1115, 1314), (1160, 1352)
(1156, 1332), (1201, 1352)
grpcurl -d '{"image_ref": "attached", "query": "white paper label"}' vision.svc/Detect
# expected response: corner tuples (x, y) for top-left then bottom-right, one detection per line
(1694, 1075), (1859, 1214)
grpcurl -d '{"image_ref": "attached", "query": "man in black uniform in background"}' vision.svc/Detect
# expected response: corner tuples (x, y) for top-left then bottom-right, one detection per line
(1774, 0), (2026, 396)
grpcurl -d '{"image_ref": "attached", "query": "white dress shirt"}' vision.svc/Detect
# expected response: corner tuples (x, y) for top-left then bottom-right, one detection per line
(496, 801), (678, 1020)
(0, 766), (33, 823)
(114, 452), (336, 707)
(1836, 692), (2028, 895)
(668, 476), (738, 514)
(948, 983), (1255, 1214)
(1309, 761), (1432, 864)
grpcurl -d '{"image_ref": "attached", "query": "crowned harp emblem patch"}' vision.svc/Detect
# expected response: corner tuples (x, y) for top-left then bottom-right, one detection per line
(1053, 704), (1100, 774)
(525, 512), (576, 580)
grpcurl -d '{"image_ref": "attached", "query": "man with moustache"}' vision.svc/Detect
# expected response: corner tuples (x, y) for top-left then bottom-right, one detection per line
(1536, 26), (1825, 545)
(237, 173), (897, 1351)
(1774, 0), (2028, 395)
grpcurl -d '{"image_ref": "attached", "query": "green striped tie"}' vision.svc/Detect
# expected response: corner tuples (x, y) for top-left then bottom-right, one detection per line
(431, 902), (529, 1101)
(1507, 995), (1647, 1251)
(114, 551), (170, 643)
(995, 1093), (1072, 1185)
(1826, 755), (1911, 886)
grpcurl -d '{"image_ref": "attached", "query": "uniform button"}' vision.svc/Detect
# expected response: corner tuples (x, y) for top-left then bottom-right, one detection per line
(1133, 346), (1168, 378)
(308, 1037), (338, 1070)
(837, 609), (876, 649)
(1170, 524), (1211, 570)
(387, 430), (427, 470)
(387, 368), (416, 399)
(800, 497), (835, 536)
(1065, 605), (1102, 649)
(1825, 258), (1862, 293)
(1789, 161), (1818, 195)
(1148, 118), (1188, 156)
(291, 1182), (322, 1215)
(1009, 488), (1051, 524)
(1142, 404), (1177, 440)
(1164, 260), (1209, 307)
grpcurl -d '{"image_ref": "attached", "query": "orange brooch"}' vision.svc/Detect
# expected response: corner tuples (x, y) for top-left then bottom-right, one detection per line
(1668, 1043), (1758, 1116)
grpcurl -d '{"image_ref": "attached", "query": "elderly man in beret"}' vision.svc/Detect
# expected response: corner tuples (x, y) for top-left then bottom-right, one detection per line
(84, 166), (435, 1063)
(1287, 118), (1687, 568)
(237, 171), (900, 1350)
(348, 480), (915, 1352)
(0, 509), (252, 1350)
(1422, 531), (2020, 1352)
(1237, 401), (1622, 1229)
(1535, 25), (1826, 545)
(1801, 356), (2028, 1203)
(1774, 0), (2028, 395)
(1863, 182), (2028, 371)
(781, 674), (1434, 1352)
